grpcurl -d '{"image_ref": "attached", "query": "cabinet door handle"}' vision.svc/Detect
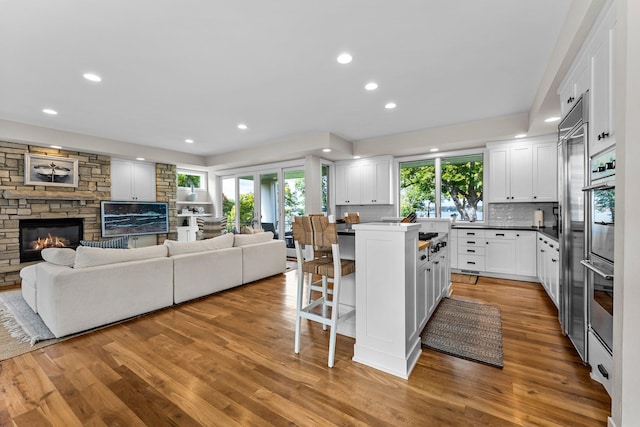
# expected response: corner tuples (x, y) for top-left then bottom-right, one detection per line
(466, 241), (475, 244)
(466, 232), (475, 236)
(551, 259), (558, 263)
(434, 261), (439, 265)
(540, 249), (545, 253)
(421, 254), (427, 260)
(467, 249), (475, 253)
(598, 132), (610, 140)
(597, 364), (609, 379)
(533, 196), (537, 199)
(495, 233), (505, 237)
(467, 261), (476, 265)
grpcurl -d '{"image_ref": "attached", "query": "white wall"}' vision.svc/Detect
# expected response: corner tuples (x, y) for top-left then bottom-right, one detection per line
(612, 0), (640, 425)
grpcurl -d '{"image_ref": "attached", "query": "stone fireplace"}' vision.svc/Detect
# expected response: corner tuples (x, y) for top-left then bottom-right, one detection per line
(19, 218), (84, 262)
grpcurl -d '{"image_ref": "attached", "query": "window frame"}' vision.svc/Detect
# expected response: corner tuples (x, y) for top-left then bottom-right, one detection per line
(177, 169), (207, 190)
(395, 148), (486, 223)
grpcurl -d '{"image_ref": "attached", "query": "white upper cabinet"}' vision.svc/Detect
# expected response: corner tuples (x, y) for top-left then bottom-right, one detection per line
(489, 138), (557, 203)
(509, 144), (534, 202)
(532, 142), (558, 202)
(111, 159), (156, 201)
(558, 55), (589, 118)
(489, 144), (534, 202)
(589, 3), (616, 156)
(558, 0), (616, 156)
(335, 157), (391, 205)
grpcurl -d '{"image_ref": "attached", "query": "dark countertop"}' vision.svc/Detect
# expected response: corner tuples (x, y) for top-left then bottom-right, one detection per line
(452, 224), (559, 240)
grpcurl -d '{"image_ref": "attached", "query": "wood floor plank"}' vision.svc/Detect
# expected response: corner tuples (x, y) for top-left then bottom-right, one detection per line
(0, 271), (611, 426)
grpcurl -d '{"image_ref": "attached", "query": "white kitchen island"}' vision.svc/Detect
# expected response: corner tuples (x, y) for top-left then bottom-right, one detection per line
(351, 222), (423, 379)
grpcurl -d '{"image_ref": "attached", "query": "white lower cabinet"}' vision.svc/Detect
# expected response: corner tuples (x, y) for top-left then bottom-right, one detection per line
(453, 228), (539, 279)
(457, 229), (486, 272)
(537, 233), (559, 307)
(417, 248), (430, 332)
(588, 330), (613, 396)
(515, 232), (537, 277)
(485, 231), (516, 274)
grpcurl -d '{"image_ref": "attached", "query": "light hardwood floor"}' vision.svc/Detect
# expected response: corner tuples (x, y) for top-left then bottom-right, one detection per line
(0, 272), (611, 426)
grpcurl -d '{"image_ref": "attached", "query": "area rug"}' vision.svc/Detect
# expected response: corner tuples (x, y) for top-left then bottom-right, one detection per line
(451, 273), (478, 285)
(0, 289), (61, 361)
(421, 297), (503, 368)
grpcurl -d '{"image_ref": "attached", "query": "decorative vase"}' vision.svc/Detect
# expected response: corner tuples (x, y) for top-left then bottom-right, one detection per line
(187, 184), (198, 201)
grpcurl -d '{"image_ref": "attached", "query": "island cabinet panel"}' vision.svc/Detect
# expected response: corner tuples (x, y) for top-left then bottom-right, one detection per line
(352, 222), (422, 380)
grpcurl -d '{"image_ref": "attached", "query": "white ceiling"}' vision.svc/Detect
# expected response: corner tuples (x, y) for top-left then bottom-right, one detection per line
(0, 0), (572, 160)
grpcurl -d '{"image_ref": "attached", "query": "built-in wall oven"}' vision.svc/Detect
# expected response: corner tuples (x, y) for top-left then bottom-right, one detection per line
(581, 148), (615, 353)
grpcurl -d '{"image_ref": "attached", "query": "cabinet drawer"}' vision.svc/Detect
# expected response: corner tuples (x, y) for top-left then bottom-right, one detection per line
(458, 246), (486, 256)
(458, 254), (485, 271)
(458, 237), (484, 247)
(588, 330), (612, 396)
(457, 229), (486, 238)
(486, 230), (517, 239)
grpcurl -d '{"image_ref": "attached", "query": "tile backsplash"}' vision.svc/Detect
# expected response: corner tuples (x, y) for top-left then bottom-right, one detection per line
(487, 202), (557, 228)
(334, 202), (558, 229)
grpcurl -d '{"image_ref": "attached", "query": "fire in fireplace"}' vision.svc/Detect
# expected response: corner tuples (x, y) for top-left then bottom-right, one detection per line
(19, 218), (83, 262)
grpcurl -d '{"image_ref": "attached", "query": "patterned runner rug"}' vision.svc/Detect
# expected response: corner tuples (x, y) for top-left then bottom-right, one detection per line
(421, 297), (503, 368)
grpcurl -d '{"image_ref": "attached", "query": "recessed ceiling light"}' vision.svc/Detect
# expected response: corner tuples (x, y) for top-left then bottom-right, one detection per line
(545, 116), (561, 123)
(322, 148), (331, 153)
(42, 108), (58, 115)
(83, 73), (102, 82)
(385, 102), (397, 109)
(430, 148), (439, 152)
(337, 53), (352, 64)
(515, 133), (527, 138)
(365, 82), (378, 91)
(353, 156), (361, 159)
(136, 157), (145, 161)
(50, 145), (62, 149)
(237, 123), (248, 130)
(185, 139), (194, 144)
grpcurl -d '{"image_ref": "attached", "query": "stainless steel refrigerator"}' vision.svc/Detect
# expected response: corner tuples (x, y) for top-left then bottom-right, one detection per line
(558, 95), (588, 361)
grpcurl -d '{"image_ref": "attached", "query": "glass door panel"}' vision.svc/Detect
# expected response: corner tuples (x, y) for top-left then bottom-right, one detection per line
(221, 177), (236, 233)
(238, 175), (256, 229)
(284, 169), (305, 250)
(260, 172), (279, 239)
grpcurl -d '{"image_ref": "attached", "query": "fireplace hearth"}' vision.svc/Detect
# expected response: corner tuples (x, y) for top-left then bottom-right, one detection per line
(19, 218), (83, 262)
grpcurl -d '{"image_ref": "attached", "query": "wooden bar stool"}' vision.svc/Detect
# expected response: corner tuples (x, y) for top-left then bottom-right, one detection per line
(292, 214), (355, 367)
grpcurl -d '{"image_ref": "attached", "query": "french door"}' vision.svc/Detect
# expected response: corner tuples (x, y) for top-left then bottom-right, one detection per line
(222, 167), (305, 255)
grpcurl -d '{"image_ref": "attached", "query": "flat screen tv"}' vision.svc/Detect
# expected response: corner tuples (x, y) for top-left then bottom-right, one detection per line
(101, 201), (169, 237)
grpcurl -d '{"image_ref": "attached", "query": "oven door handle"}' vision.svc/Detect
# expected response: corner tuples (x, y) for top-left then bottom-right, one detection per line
(580, 260), (614, 280)
(582, 181), (615, 191)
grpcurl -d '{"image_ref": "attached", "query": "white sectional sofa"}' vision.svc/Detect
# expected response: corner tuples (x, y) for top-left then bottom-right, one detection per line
(20, 232), (286, 338)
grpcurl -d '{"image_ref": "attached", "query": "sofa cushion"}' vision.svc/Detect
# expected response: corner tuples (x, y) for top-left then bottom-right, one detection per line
(41, 248), (76, 267)
(74, 245), (168, 269)
(164, 233), (234, 256)
(233, 231), (274, 247)
(80, 235), (129, 249)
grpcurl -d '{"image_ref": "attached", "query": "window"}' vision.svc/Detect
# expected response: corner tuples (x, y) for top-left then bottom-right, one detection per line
(177, 170), (206, 190)
(399, 153), (483, 221)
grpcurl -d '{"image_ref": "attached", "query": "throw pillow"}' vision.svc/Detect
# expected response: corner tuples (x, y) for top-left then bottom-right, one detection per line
(80, 235), (129, 249)
(41, 248), (76, 267)
(164, 233), (235, 256)
(74, 245), (168, 269)
(233, 231), (274, 247)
